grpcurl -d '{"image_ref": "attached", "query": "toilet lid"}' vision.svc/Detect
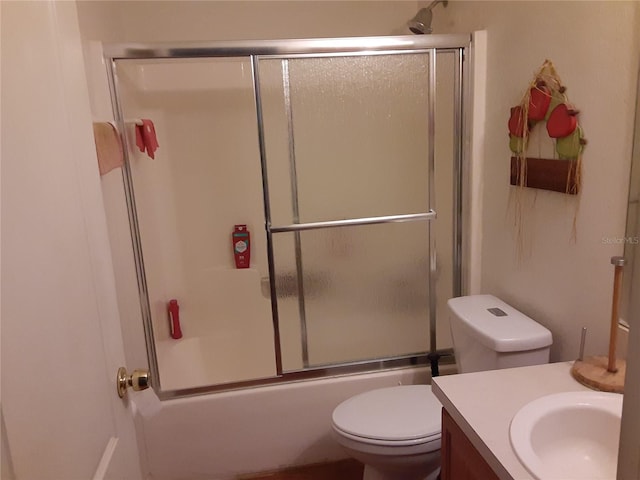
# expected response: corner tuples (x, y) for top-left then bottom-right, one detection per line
(332, 385), (442, 442)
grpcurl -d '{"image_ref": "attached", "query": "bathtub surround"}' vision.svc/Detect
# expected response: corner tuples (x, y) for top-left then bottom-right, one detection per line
(104, 39), (464, 393)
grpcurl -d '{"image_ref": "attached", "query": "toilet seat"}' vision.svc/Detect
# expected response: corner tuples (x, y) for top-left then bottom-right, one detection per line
(332, 385), (442, 447)
(332, 425), (441, 447)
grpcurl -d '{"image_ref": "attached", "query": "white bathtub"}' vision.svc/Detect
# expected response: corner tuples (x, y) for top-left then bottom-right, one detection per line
(155, 333), (277, 391)
(136, 366), (445, 480)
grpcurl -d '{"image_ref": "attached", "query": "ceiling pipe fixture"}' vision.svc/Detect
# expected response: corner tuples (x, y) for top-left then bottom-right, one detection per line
(407, 1), (448, 35)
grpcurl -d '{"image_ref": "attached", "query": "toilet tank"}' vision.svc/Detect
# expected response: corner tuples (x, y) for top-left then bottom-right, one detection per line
(448, 295), (552, 374)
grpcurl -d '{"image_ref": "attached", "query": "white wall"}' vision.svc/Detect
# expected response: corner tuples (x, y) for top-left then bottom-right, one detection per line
(433, 1), (640, 361)
(77, 0), (419, 43)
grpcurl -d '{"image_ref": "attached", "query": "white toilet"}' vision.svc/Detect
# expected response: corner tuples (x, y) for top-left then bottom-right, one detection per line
(331, 294), (553, 480)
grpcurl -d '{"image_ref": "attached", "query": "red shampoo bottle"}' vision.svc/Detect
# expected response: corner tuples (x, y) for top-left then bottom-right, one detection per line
(231, 225), (251, 268)
(232, 225), (250, 269)
(168, 299), (183, 339)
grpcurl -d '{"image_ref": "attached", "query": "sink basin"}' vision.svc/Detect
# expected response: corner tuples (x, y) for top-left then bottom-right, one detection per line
(510, 391), (623, 480)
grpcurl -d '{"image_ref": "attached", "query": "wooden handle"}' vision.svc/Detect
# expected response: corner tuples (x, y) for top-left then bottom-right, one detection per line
(607, 264), (624, 372)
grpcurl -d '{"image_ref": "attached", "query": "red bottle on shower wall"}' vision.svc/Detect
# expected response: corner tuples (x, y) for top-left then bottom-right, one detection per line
(168, 299), (183, 339)
(232, 224), (251, 269)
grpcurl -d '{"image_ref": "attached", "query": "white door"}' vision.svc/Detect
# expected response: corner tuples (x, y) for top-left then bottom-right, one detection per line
(1, 1), (143, 479)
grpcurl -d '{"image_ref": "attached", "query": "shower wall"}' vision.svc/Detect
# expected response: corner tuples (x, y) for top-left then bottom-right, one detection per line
(113, 51), (457, 388)
(115, 59), (277, 389)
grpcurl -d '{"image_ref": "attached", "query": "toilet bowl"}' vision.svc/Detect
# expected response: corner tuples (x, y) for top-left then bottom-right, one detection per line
(331, 295), (553, 480)
(332, 385), (442, 480)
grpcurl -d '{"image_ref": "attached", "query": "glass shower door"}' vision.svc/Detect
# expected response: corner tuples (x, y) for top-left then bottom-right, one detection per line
(105, 35), (468, 395)
(258, 52), (440, 371)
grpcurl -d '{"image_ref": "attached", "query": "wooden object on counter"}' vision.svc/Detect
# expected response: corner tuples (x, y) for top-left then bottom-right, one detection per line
(441, 408), (500, 480)
(571, 356), (626, 394)
(570, 256), (626, 393)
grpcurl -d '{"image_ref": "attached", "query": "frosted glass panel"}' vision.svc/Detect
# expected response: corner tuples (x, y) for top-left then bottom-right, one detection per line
(260, 54), (431, 226)
(434, 51), (456, 351)
(273, 222), (430, 370)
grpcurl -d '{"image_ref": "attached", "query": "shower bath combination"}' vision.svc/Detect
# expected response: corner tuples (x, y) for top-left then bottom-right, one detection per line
(408, 1), (449, 35)
(103, 34), (470, 398)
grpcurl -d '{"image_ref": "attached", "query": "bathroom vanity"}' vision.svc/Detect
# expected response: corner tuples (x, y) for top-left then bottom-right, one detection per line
(432, 362), (594, 480)
(440, 408), (499, 480)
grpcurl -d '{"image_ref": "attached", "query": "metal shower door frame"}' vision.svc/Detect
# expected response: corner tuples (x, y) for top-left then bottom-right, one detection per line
(104, 34), (470, 398)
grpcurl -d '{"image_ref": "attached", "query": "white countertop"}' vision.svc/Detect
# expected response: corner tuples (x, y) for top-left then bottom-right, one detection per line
(432, 362), (591, 480)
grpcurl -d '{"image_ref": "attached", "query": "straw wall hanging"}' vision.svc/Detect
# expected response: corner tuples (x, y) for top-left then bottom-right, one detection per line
(508, 59), (587, 195)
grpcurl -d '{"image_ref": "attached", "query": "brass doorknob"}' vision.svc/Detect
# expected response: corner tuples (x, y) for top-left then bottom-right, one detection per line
(117, 367), (151, 398)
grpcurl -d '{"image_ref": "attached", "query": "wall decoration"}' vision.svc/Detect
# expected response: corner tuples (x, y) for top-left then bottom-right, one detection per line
(508, 60), (587, 195)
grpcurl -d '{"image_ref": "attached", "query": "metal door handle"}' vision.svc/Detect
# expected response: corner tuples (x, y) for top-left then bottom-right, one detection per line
(117, 367), (151, 398)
